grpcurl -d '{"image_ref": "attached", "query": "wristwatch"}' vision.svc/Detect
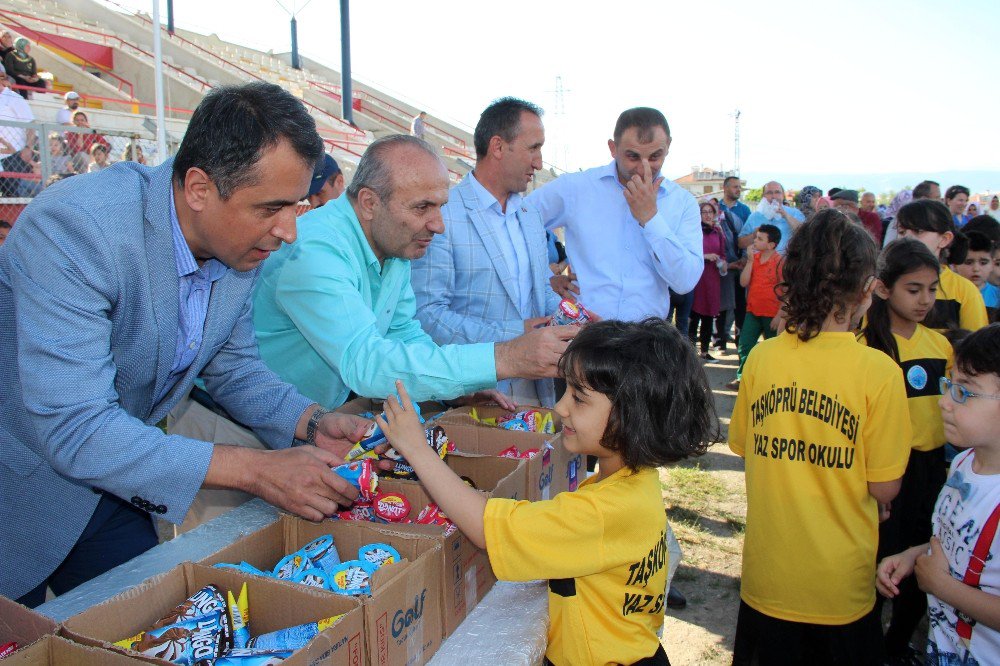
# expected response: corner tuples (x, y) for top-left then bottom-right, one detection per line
(306, 406), (332, 446)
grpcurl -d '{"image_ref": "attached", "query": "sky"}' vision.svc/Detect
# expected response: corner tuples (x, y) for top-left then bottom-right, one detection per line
(105, 0), (1000, 192)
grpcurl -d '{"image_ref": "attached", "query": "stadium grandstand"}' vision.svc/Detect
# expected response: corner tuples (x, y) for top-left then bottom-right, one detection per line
(0, 0), (556, 221)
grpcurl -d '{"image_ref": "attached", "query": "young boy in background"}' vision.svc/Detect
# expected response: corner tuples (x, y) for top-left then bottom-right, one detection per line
(727, 224), (781, 390)
(954, 231), (999, 322)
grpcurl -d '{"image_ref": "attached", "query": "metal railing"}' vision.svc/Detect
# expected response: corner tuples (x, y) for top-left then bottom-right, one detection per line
(0, 118), (164, 199)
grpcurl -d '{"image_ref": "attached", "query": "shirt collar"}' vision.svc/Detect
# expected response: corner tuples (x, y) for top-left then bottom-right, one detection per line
(168, 187), (227, 281)
(336, 195), (382, 271)
(469, 172), (522, 214)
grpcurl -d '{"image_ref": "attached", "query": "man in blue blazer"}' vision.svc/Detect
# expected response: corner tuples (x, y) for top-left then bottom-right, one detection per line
(412, 98), (564, 407)
(0, 83), (371, 606)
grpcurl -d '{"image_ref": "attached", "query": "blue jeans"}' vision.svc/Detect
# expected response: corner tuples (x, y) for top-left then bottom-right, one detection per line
(668, 290), (693, 333)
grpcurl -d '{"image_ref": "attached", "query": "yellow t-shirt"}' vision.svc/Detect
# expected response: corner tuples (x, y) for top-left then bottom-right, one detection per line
(860, 325), (953, 452)
(925, 267), (988, 332)
(729, 331), (911, 624)
(484, 467), (667, 666)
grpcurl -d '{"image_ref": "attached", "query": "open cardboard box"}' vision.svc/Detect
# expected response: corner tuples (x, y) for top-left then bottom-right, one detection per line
(3, 635), (147, 665)
(335, 397), (448, 422)
(199, 516), (444, 666)
(61, 562), (365, 666)
(0, 595), (57, 658)
(440, 423), (583, 501)
(373, 453), (525, 636)
(435, 404), (562, 431)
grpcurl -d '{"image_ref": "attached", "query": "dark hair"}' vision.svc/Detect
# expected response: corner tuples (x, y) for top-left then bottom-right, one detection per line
(723, 175), (740, 187)
(0, 220), (10, 229)
(473, 97), (543, 159)
(912, 180), (940, 200)
(964, 230), (995, 255)
(346, 134), (439, 201)
(862, 239), (941, 363)
(781, 209), (878, 341)
(827, 187), (842, 198)
(612, 107), (670, 143)
(172, 82), (323, 200)
(954, 324), (1000, 380)
(962, 215), (1000, 245)
(949, 232), (970, 265)
(895, 199), (956, 260)
(945, 185), (970, 201)
(558, 318), (716, 470)
(757, 223), (781, 246)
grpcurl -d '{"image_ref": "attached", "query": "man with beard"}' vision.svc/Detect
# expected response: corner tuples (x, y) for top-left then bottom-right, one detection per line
(528, 107), (702, 320)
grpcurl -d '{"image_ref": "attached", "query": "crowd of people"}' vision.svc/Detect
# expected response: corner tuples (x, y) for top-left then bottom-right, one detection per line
(1, 80), (1000, 666)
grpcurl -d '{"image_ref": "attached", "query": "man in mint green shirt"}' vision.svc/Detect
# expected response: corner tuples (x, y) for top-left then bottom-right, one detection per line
(252, 135), (576, 408)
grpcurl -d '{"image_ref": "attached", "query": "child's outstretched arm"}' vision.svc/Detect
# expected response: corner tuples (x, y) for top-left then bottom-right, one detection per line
(916, 537), (1000, 632)
(876, 544), (925, 598)
(377, 380), (487, 548)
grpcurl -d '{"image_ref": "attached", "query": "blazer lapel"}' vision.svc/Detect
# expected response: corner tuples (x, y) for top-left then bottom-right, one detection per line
(459, 178), (520, 311)
(144, 164), (181, 410)
(516, 204), (546, 318)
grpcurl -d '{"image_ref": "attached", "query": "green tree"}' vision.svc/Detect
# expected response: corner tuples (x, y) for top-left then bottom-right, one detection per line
(744, 187), (763, 204)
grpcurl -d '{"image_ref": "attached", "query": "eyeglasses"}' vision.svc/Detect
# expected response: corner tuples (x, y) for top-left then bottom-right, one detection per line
(939, 377), (1000, 405)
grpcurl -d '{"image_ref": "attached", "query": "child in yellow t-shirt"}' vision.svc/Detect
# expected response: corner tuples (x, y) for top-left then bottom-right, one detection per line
(729, 209), (912, 665)
(860, 238), (954, 662)
(378, 319), (718, 666)
(896, 198), (989, 332)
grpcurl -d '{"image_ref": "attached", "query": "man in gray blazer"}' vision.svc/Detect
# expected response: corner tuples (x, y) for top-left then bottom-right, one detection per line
(0, 83), (372, 607)
(412, 98), (563, 407)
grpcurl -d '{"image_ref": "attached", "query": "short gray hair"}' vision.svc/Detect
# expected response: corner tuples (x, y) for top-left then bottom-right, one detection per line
(346, 134), (439, 201)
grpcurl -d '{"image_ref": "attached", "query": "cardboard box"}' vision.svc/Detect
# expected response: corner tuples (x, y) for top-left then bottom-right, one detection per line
(200, 516), (444, 666)
(336, 397), (448, 421)
(4, 635), (147, 665)
(374, 454), (525, 636)
(0, 595), (56, 655)
(440, 423), (584, 501)
(61, 562), (365, 666)
(435, 404), (562, 431)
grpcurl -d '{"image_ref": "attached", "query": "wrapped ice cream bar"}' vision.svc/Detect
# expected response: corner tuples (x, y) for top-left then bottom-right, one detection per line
(334, 502), (376, 522)
(273, 553), (309, 581)
(116, 610), (231, 665)
(345, 399), (424, 460)
(150, 584), (228, 629)
(213, 562), (271, 578)
(0, 642), (18, 659)
(331, 459), (378, 502)
(293, 568), (332, 590)
(213, 649), (293, 665)
(329, 560), (377, 596)
(549, 298), (594, 327)
(246, 615), (344, 652)
(499, 445), (540, 459)
(383, 426), (450, 480)
(359, 543), (401, 569)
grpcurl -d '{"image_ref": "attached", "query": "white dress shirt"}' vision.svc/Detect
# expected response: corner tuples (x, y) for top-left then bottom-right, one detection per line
(527, 161), (703, 321)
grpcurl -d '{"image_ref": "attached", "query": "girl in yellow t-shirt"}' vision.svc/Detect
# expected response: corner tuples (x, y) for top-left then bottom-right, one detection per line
(861, 238), (954, 662)
(729, 209), (912, 665)
(896, 199), (989, 332)
(379, 319), (718, 666)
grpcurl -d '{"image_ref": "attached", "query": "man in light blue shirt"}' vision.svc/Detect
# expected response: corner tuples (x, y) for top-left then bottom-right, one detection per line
(253, 135), (575, 409)
(527, 107), (703, 321)
(736, 180), (805, 254)
(412, 98), (564, 407)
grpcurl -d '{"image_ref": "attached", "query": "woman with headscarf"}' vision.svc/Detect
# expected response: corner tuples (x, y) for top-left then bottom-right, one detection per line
(707, 198), (744, 352)
(988, 195), (1000, 221)
(879, 189), (914, 246)
(4, 38), (44, 99)
(689, 201), (728, 360)
(795, 185), (823, 220)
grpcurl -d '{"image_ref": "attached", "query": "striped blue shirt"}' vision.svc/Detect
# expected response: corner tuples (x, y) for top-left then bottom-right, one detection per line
(156, 189), (228, 403)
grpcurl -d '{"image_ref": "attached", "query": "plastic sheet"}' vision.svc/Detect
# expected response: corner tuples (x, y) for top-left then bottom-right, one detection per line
(428, 580), (549, 666)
